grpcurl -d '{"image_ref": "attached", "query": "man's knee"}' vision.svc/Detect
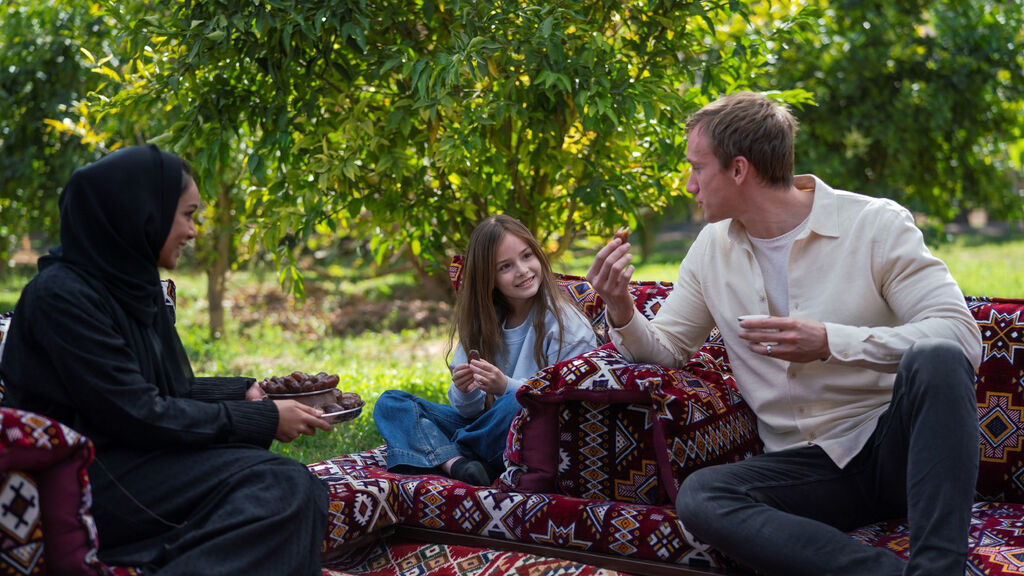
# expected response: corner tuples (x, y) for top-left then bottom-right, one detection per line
(902, 339), (971, 372)
(675, 466), (727, 527)
(894, 340), (978, 437)
(899, 339), (975, 396)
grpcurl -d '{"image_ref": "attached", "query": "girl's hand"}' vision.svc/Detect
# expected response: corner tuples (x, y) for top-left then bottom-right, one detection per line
(468, 359), (509, 395)
(245, 381), (268, 401)
(273, 400), (331, 442)
(451, 363), (476, 393)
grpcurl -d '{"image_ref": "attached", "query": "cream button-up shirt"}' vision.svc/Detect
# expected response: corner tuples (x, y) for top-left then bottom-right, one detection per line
(611, 175), (982, 468)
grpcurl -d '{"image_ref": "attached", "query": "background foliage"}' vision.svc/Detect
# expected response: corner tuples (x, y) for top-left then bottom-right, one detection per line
(2, 0), (1022, 331)
(768, 1), (1024, 221)
(0, 1), (116, 260)
(98, 0), (815, 279)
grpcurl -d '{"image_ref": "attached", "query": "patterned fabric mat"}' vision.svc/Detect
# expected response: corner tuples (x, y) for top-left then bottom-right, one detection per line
(323, 538), (637, 576)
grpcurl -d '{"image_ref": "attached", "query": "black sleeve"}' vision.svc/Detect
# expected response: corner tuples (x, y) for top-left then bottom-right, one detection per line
(190, 376), (256, 401)
(26, 277), (277, 449)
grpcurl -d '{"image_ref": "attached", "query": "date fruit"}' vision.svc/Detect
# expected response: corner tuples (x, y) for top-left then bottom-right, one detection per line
(333, 389), (364, 410)
(258, 371), (341, 395)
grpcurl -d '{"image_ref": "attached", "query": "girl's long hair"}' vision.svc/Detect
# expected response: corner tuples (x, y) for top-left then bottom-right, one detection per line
(447, 215), (572, 369)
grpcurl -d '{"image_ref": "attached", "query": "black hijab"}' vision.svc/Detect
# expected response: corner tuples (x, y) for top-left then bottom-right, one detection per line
(39, 144), (194, 396)
(41, 145), (183, 324)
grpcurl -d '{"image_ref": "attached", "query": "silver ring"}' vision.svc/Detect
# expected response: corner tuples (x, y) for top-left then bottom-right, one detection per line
(765, 344), (773, 356)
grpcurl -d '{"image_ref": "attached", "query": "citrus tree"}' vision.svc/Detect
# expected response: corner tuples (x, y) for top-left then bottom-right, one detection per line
(97, 0), (815, 289)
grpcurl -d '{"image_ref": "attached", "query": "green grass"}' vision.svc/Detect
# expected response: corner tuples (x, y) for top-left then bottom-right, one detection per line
(168, 272), (452, 464)
(0, 268), (33, 312)
(2, 229), (1021, 465)
(929, 235), (1024, 298)
(562, 231), (1024, 299)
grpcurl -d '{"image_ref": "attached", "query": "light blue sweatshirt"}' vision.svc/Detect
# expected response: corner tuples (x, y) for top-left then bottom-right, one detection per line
(447, 300), (598, 418)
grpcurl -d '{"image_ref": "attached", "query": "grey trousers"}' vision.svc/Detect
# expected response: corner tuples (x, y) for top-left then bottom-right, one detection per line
(676, 339), (979, 576)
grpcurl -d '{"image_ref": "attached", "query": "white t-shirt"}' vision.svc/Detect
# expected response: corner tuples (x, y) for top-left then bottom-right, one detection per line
(747, 216), (809, 317)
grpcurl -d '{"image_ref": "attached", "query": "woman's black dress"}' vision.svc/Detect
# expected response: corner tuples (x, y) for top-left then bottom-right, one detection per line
(0, 146), (327, 575)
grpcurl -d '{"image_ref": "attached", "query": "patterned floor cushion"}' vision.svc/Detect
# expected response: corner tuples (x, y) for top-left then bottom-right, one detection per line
(499, 345), (761, 506)
(322, 537), (639, 576)
(0, 408), (104, 576)
(1, 471), (46, 575)
(965, 502), (1024, 576)
(848, 501), (1024, 575)
(312, 448), (1024, 575)
(969, 297), (1024, 503)
(309, 446), (403, 562)
(310, 447), (729, 572)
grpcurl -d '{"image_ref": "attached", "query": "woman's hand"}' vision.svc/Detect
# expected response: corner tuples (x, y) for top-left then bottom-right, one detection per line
(272, 400), (331, 442)
(245, 381), (267, 401)
(466, 358), (509, 395)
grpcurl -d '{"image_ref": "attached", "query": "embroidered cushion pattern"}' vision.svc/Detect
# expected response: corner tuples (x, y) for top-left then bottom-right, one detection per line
(969, 297), (1024, 503)
(308, 446), (404, 562)
(848, 501), (1024, 575)
(313, 447), (1024, 575)
(322, 537), (642, 576)
(499, 345), (761, 505)
(0, 312), (12, 402)
(310, 448), (728, 572)
(0, 408), (106, 575)
(0, 471), (44, 575)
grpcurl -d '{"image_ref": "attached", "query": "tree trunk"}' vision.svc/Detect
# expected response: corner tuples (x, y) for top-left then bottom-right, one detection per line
(206, 181), (233, 340)
(404, 245), (454, 301)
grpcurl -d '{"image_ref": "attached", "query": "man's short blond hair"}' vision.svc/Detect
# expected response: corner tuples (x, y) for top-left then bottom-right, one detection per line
(685, 91), (797, 188)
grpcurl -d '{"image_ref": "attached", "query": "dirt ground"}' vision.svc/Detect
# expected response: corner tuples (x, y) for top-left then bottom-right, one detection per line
(230, 283), (452, 339)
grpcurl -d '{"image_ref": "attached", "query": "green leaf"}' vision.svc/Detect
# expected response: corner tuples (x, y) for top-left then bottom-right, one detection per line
(540, 16), (553, 38)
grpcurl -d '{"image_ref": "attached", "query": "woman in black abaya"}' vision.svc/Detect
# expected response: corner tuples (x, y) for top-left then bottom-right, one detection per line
(0, 145), (331, 574)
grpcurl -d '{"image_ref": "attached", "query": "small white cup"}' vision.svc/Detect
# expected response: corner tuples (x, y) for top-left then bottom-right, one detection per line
(737, 314), (770, 323)
(737, 314), (778, 345)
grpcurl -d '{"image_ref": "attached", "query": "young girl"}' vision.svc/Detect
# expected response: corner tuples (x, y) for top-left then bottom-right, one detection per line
(373, 215), (598, 485)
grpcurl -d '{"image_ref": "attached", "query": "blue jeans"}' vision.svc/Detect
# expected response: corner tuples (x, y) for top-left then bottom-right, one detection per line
(373, 389), (522, 473)
(676, 339), (979, 576)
